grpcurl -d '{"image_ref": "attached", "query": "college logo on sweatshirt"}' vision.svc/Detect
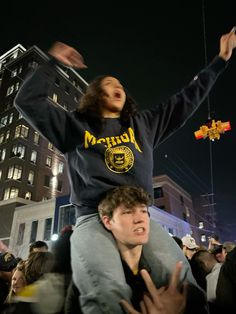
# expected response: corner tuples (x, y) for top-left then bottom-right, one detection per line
(84, 127), (142, 173)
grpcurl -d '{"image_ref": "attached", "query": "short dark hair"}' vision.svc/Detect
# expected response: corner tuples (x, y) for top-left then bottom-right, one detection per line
(29, 240), (48, 253)
(98, 186), (152, 219)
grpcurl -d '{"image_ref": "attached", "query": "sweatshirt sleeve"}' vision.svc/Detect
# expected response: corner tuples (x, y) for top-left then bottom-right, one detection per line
(140, 56), (228, 148)
(14, 60), (81, 154)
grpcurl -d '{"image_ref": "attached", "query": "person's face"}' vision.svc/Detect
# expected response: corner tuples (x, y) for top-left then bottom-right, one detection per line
(11, 269), (26, 294)
(100, 76), (126, 117)
(103, 203), (150, 248)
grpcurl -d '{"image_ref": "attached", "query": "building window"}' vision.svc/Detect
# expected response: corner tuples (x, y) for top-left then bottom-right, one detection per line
(46, 156), (52, 167)
(7, 165), (22, 180)
(44, 218), (52, 241)
(17, 223), (25, 245)
(11, 68), (17, 78)
(199, 221), (204, 229)
(12, 143), (26, 158)
(28, 170), (34, 185)
(30, 150), (37, 164)
(33, 132), (40, 145)
(154, 187), (164, 199)
(0, 133), (4, 144)
(9, 113), (14, 124)
(0, 148), (6, 162)
(14, 125), (29, 139)
(201, 234), (206, 242)
(48, 142), (54, 151)
(57, 180), (63, 192)
(52, 93), (58, 103)
(44, 175), (51, 187)
(0, 116), (8, 128)
(58, 204), (76, 231)
(5, 130), (10, 141)
(30, 220), (38, 243)
(3, 187), (19, 200)
(58, 162), (64, 173)
(25, 191), (32, 200)
(6, 85), (15, 96)
(55, 77), (60, 86)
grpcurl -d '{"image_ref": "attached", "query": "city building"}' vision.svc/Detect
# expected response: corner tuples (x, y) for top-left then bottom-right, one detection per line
(0, 44), (86, 246)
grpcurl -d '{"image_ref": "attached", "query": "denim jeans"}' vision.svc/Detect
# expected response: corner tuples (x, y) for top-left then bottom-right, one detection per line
(70, 213), (198, 314)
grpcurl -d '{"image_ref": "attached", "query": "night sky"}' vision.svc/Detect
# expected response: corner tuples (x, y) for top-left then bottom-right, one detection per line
(2, 1), (236, 238)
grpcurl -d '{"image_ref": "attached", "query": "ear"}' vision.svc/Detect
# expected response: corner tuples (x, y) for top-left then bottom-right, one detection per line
(101, 215), (113, 231)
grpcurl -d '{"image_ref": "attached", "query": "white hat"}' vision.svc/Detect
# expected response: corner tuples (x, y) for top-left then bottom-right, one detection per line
(182, 235), (198, 249)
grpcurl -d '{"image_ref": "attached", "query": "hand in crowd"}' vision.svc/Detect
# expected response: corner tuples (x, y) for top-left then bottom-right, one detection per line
(120, 261), (187, 314)
(48, 42), (87, 69)
(219, 26), (236, 61)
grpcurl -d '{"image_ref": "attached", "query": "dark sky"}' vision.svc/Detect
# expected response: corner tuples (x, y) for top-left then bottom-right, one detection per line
(2, 1), (236, 238)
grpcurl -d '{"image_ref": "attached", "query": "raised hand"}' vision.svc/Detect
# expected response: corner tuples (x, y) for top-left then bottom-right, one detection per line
(48, 41), (87, 69)
(120, 261), (187, 314)
(219, 26), (236, 61)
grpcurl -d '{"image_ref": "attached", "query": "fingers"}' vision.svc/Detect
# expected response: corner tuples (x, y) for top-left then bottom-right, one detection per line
(140, 269), (157, 299)
(168, 261), (183, 293)
(120, 300), (141, 314)
(230, 26), (236, 33)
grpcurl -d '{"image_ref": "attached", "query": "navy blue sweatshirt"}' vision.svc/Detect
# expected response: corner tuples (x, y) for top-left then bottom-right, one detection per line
(14, 56), (226, 216)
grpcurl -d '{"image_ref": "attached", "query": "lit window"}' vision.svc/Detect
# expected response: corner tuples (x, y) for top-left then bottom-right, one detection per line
(28, 170), (34, 185)
(52, 93), (58, 103)
(30, 150), (37, 163)
(4, 187), (19, 200)
(199, 222), (204, 229)
(12, 143), (26, 158)
(201, 235), (206, 242)
(0, 148), (6, 161)
(58, 162), (64, 173)
(46, 156), (52, 167)
(7, 165), (22, 180)
(14, 125), (29, 138)
(25, 191), (32, 200)
(48, 142), (54, 151)
(33, 132), (40, 144)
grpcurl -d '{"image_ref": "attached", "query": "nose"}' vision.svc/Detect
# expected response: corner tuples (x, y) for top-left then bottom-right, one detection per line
(133, 212), (144, 224)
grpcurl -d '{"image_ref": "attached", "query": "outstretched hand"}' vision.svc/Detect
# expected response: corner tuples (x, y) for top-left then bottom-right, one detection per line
(120, 261), (187, 314)
(48, 41), (87, 69)
(219, 26), (236, 61)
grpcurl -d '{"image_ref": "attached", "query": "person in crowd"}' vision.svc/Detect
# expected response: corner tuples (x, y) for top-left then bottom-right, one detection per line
(5, 260), (27, 303)
(0, 253), (21, 311)
(193, 250), (222, 307)
(99, 186), (208, 313)
(28, 241), (48, 255)
(14, 27), (236, 313)
(182, 235), (199, 261)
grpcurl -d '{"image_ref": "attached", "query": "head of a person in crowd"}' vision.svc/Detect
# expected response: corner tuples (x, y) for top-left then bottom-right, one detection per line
(29, 241), (48, 254)
(172, 236), (183, 249)
(25, 251), (55, 285)
(52, 225), (74, 274)
(212, 241), (236, 263)
(0, 252), (21, 275)
(11, 260), (27, 295)
(182, 235), (199, 260)
(98, 186), (152, 249)
(193, 250), (218, 275)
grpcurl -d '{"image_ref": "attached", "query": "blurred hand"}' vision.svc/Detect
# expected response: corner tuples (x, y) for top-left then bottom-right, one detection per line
(219, 26), (236, 61)
(48, 41), (87, 69)
(120, 261), (187, 314)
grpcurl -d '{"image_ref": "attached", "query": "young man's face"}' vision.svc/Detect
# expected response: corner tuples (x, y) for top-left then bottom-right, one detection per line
(103, 203), (150, 247)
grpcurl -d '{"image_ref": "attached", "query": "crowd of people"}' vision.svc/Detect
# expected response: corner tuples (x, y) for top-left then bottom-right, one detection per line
(0, 27), (235, 313)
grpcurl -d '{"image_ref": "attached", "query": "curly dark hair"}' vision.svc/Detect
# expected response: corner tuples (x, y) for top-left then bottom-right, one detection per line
(77, 75), (138, 132)
(98, 186), (152, 219)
